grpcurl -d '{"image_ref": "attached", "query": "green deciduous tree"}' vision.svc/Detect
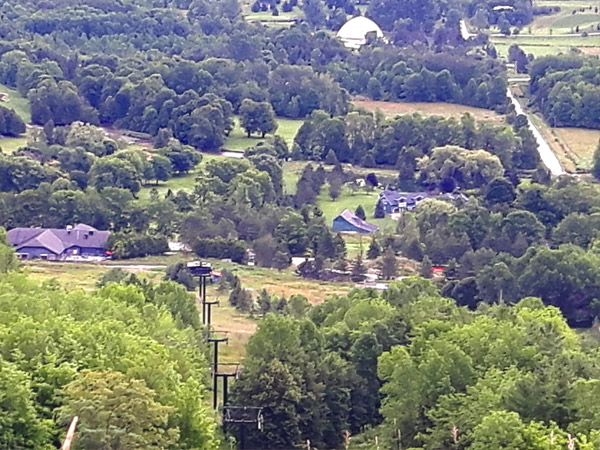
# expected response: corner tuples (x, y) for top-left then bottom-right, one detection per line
(57, 371), (178, 450)
(239, 99), (278, 138)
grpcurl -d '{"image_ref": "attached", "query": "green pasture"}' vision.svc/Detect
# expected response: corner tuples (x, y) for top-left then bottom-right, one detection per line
(0, 82), (31, 122)
(317, 184), (396, 231)
(224, 116), (303, 152)
(491, 34), (599, 56)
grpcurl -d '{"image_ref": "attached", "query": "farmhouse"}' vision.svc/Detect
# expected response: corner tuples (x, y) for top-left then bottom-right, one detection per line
(7, 224), (110, 260)
(378, 189), (467, 214)
(336, 16), (384, 49)
(332, 209), (379, 233)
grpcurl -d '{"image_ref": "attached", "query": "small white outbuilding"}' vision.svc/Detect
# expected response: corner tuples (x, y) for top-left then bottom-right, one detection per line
(336, 16), (384, 49)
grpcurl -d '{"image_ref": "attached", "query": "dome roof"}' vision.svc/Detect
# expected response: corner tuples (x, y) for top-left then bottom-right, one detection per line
(336, 16), (383, 48)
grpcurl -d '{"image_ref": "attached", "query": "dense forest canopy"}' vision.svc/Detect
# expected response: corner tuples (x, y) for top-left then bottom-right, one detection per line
(0, 233), (217, 450)
(231, 278), (600, 450)
(1, 0), (600, 448)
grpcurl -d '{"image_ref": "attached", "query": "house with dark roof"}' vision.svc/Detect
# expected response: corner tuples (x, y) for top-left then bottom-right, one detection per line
(378, 190), (467, 214)
(332, 210), (379, 234)
(7, 224), (111, 260)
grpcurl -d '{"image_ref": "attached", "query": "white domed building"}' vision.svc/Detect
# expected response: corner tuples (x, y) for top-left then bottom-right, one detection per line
(336, 16), (384, 49)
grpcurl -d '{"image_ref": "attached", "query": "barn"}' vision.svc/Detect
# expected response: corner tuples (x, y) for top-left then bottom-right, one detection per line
(332, 209), (379, 233)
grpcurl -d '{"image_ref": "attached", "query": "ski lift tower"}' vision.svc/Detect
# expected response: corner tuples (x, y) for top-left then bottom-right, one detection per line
(222, 406), (264, 450)
(187, 261), (216, 326)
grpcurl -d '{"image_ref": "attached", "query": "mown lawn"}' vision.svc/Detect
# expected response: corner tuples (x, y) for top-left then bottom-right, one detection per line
(0, 136), (28, 154)
(224, 116), (303, 152)
(138, 153), (226, 200)
(317, 184), (396, 231)
(0, 82), (31, 122)
(283, 160), (399, 195)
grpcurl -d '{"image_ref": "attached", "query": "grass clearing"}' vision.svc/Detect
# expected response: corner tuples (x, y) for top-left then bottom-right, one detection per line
(283, 160), (400, 195)
(552, 127), (600, 169)
(0, 83), (31, 122)
(527, 111), (600, 173)
(245, 10), (301, 20)
(0, 136), (28, 154)
(317, 184), (396, 231)
(224, 116), (303, 152)
(353, 100), (506, 124)
(527, 5), (600, 34)
(491, 34), (599, 57)
(138, 153), (226, 200)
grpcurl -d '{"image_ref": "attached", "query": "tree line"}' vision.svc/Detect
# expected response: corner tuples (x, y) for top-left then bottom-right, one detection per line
(0, 0), (514, 155)
(0, 234), (218, 450)
(293, 110), (540, 187)
(230, 276), (600, 449)
(363, 176), (600, 325)
(528, 54), (600, 130)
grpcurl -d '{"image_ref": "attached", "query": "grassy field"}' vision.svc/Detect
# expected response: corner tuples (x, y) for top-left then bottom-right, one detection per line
(282, 160), (400, 195)
(0, 83), (31, 122)
(526, 4), (600, 34)
(491, 34), (600, 57)
(552, 127), (600, 169)
(527, 110), (600, 173)
(0, 83), (30, 152)
(352, 100), (506, 124)
(0, 136), (28, 154)
(224, 116), (303, 152)
(245, 10), (302, 20)
(138, 153), (226, 200)
(317, 184), (396, 230)
(23, 255), (356, 363)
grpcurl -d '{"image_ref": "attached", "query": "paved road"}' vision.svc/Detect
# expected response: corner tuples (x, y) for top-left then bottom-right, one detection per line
(507, 89), (565, 176)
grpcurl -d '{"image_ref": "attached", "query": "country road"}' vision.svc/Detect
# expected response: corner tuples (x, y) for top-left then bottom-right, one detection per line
(506, 89), (565, 176)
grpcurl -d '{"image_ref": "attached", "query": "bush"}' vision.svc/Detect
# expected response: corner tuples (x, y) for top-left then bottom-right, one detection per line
(164, 262), (197, 290)
(108, 233), (169, 259)
(193, 237), (246, 263)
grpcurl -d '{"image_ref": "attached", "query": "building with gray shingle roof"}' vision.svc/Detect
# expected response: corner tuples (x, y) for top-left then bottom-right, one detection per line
(332, 209), (379, 234)
(7, 224), (110, 260)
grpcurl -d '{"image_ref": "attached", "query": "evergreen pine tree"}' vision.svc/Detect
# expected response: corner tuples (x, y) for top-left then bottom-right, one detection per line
(325, 149), (339, 166)
(380, 247), (398, 280)
(351, 254), (366, 281)
(332, 233), (347, 259)
(355, 205), (366, 220)
(420, 255), (433, 279)
(374, 200), (385, 218)
(367, 238), (381, 259)
(257, 289), (272, 315)
(592, 143), (600, 180)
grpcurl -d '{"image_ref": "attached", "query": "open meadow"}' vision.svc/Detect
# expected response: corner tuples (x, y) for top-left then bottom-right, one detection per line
(22, 255), (357, 363)
(352, 99), (507, 123)
(223, 115), (303, 152)
(491, 34), (600, 57)
(0, 82), (32, 122)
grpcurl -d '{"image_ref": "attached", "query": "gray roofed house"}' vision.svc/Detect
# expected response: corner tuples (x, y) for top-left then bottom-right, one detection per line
(7, 224), (111, 260)
(332, 209), (379, 233)
(378, 189), (467, 214)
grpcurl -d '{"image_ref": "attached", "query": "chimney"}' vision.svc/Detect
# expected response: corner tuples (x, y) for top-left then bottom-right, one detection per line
(66, 225), (73, 234)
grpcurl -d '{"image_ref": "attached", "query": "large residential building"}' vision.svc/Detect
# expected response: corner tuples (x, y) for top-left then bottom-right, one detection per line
(378, 190), (467, 214)
(7, 224), (110, 260)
